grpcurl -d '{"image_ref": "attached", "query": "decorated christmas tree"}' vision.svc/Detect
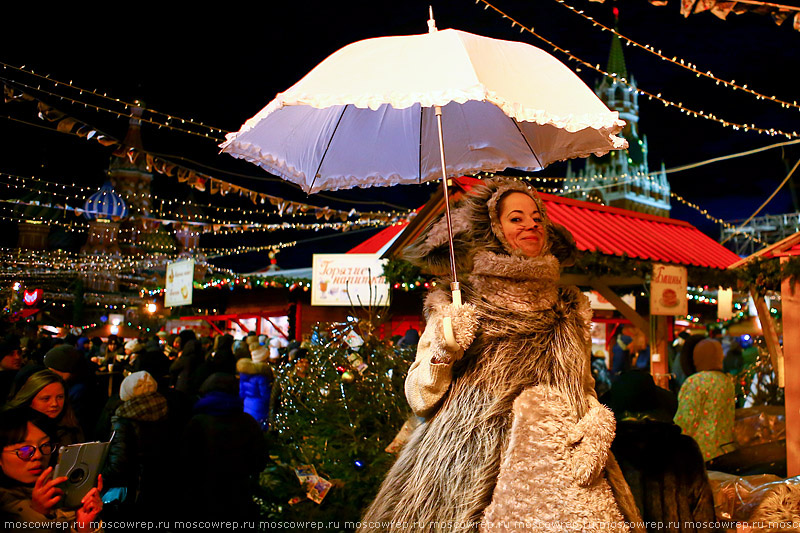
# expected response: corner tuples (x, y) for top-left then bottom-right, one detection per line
(257, 318), (414, 528)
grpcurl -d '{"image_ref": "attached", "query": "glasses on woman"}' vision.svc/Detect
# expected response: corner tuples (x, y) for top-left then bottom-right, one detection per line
(3, 442), (56, 461)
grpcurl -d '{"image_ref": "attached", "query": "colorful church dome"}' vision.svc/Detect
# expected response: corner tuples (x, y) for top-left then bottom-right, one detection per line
(83, 181), (128, 221)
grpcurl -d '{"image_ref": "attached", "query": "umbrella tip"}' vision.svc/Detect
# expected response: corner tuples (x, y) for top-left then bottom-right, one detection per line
(427, 6), (437, 33)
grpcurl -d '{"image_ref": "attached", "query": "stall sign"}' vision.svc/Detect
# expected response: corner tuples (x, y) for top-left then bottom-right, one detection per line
(23, 288), (43, 306)
(717, 288), (733, 320)
(584, 290), (635, 311)
(312, 254), (390, 307)
(650, 264), (687, 316)
(165, 259), (195, 308)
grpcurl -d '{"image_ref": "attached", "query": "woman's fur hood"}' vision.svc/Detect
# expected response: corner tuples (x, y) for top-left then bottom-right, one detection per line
(236, 357), (274, 378)
(403, 178), (577, 276)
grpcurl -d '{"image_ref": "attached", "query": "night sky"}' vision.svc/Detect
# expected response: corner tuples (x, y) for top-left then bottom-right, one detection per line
(2, 0), (799, 271)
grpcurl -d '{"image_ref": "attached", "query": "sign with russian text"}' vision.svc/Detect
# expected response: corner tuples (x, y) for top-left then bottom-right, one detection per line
(165, 259), (195, 307)
(312, 254), (390, 307)
(650, 263), (687, 316)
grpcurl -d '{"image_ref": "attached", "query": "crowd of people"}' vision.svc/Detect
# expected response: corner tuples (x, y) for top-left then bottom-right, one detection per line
(0, 325), (308, 530)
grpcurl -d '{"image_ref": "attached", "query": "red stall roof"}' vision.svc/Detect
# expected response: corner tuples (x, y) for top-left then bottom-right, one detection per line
(540, 192), (740, 269)
(347, 222), (409, 254)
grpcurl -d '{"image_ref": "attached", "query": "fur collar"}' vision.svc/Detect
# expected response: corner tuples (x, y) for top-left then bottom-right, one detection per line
(468, 250), (560, 312)
(236, 357), (274, 377)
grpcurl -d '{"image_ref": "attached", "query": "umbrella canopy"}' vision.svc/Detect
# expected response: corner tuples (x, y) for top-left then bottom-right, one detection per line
(221, 27), (627, 194)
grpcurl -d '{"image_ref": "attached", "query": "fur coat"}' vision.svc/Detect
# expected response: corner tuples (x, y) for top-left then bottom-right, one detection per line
(361, 178), (642, 532)
(361, 251), (630, 532)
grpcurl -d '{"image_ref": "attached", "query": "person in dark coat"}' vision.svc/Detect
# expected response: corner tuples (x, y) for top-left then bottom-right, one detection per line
(178, 373), (267, 521)
(131, 339), (171, 386)
(0, 335), (23, 407)
(168, 330), (203, 396)
(602, 370), (720, 533)
(101, 371), (173, 520)
(191, 334), (236, 393)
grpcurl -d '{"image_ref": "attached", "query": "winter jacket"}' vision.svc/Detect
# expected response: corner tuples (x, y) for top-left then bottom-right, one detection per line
(178, 391), (267, 520)
(102, 392), (173, 519)
(236, 358), (273, 424)
(612, 420), (720, 532)
(169, 340), (203, 396)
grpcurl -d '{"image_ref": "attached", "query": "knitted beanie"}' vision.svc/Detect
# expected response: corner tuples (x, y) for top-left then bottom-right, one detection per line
(124, 339), (145, 353)
(119, 371), (158, 401)
(693, 338), (724, 372)
(250, 346), (268, 363)
(43, 344), (82, 373)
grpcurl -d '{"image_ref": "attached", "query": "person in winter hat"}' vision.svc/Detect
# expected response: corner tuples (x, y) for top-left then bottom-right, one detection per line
(177, 373), (266, 521)
(236, 354), (274, 428)
(603, 371), (717, 531)
(674, 338), (736, 462)
(102, 371), (173, 519)
(361, 179), (642, 532)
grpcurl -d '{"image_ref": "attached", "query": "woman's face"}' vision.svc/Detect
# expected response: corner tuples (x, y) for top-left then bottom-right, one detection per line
(499, 192), (546, 258)
(30, 382), (65, 419)
(0, 422), (51, 484)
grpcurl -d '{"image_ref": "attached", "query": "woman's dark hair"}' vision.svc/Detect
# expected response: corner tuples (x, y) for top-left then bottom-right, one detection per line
(0, 407), (49, 450)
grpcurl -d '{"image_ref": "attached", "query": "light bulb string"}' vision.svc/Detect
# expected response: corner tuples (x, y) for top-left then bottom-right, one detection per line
(474, 0), (799, 139)
(551, 0), (800, 112)
(1, 62), (228, 137)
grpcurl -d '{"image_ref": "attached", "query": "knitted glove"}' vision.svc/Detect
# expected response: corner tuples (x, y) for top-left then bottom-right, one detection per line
(567, 399), (616, 486)
(431, 302), (479, 364)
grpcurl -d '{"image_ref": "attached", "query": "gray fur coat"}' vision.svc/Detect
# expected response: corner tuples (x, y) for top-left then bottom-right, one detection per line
(360, 251), (633, 532)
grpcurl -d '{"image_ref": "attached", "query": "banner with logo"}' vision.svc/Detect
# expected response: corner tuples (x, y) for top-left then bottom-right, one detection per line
(165, 259), (195, 307)
(312, 254), (390, 307)
(650, 263), (687, 316)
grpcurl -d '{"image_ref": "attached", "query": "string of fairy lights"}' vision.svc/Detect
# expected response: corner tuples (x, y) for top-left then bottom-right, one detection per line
(550, 0), (800, 113)
(0, 171), (411, 230)
(0, 63), (228, 142)
(474, 0), (799, 139)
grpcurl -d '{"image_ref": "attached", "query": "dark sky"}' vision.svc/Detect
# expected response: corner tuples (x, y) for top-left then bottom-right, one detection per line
(1, 0), (799, 270)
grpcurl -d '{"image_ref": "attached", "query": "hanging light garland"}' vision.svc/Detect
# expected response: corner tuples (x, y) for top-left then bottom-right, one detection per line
(551, 0), (800, 112)
(474, 0), (799, 139)
(1, 63), (227, 141)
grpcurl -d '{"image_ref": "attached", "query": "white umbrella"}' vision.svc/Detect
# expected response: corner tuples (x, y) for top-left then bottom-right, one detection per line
(221, 22), (626, 194)
(221, 14), (627, 346)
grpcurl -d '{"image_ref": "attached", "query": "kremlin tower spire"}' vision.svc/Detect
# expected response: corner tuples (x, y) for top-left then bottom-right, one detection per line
(563, 7), (671, 217)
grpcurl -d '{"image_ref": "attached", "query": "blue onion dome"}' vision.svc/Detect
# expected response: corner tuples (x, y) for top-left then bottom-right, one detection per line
(83, 181), (128, 221)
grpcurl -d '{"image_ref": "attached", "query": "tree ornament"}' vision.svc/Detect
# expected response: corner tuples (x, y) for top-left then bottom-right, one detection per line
(341, 371), (355, 384)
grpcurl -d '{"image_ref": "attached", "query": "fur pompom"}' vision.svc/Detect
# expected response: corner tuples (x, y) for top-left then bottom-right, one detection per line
(568, 399), (616, 486)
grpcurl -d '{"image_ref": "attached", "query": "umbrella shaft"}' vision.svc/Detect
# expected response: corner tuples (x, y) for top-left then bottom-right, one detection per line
(435, 106), (459, 286)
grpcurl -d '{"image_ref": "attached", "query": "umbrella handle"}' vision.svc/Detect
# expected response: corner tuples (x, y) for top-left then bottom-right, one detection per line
(442, 286), (462, 351)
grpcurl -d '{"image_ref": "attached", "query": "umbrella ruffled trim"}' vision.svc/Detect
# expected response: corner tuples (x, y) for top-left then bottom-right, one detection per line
(224, 84), (626, 141)
(221, 134), (628, 194)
